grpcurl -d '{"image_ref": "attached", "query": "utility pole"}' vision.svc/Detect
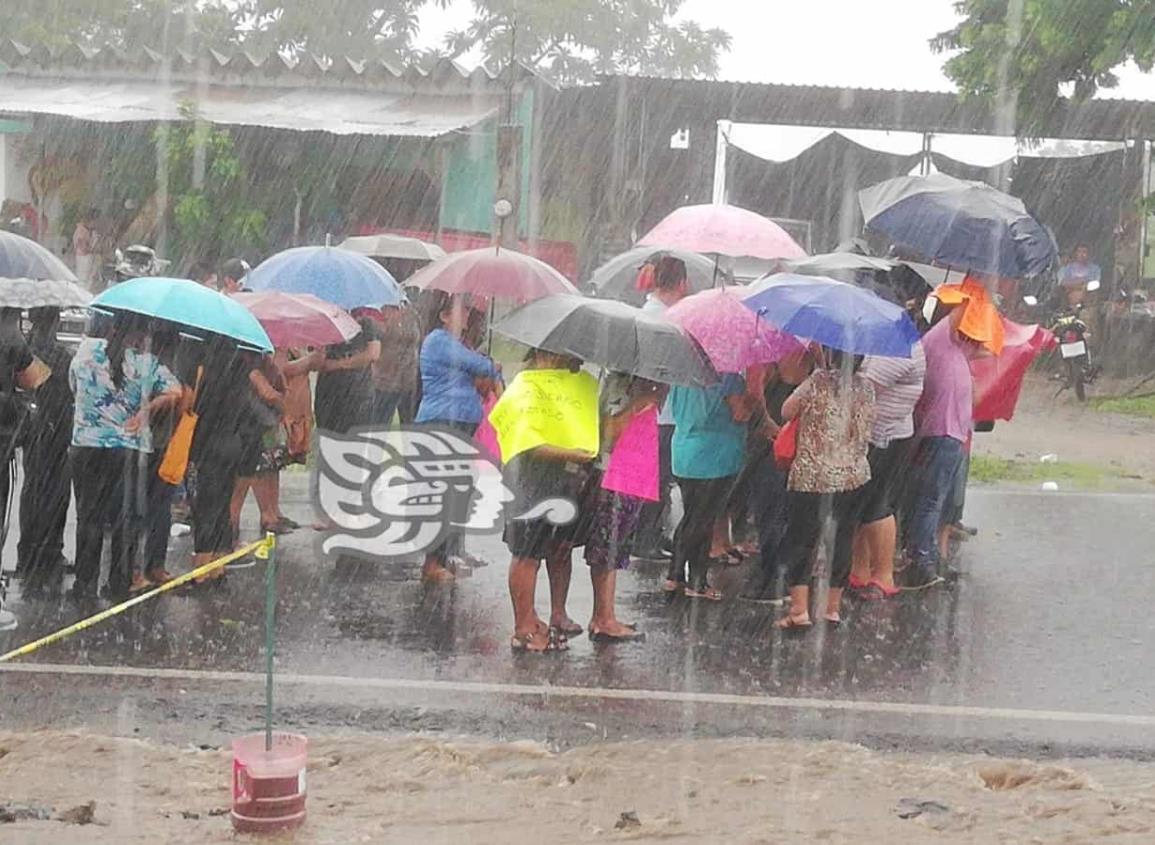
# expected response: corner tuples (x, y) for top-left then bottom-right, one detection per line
(495, 14), (522, 250)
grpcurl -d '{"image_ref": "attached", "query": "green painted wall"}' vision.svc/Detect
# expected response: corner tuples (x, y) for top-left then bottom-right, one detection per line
(439, 88), (534, 237)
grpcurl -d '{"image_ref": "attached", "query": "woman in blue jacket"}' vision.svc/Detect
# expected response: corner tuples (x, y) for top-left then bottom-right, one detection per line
(416, 291), (500, 584)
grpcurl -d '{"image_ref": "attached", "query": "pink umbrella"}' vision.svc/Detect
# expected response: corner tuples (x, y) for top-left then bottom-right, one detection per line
(233, 291), (361, 349)
(405, 247), (578, 303)
(973, 317), (1056, 422)
(637, 204), (807, 260)
(665, 287), (803, 373)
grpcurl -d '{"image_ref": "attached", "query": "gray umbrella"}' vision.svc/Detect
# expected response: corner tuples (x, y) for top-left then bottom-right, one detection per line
(586, 247), (723, 306)
(780, 251), (897, 279)
(0, 278), (92, 309)
(0, 230), (77, 282)
(493, 294), (718, 387)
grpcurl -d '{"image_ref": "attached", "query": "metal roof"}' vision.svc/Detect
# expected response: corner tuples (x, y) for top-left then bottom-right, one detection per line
(599, 75), (1155, 141)
(0, 40), (535, 136)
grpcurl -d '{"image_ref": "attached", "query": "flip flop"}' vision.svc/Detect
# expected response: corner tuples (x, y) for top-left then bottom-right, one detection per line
(662, 579), (685, 594)
(868, 579), (901, 598)
(775, 614), (813, 632)
(589, 628), (646, 643)
(684, 586), (722, 601)
(510, 631), (568, 653)
(553, 621), (584, 638)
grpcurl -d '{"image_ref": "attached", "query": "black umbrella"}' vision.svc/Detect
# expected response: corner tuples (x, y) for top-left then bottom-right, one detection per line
(493, 294), (718, 387)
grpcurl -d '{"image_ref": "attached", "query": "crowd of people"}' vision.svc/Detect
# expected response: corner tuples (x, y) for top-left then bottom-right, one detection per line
(484, 255), (989, 652)
(2, 252), (990, 659)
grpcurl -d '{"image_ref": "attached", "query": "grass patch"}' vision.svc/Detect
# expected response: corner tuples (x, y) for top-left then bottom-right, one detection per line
(969, 454), (1128, 489)
(1091, 393), (1155, 419)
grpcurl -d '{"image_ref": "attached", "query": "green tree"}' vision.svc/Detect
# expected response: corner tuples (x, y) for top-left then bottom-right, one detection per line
(2, 0), (241, 51)
(160, 104), (267, 263)
(933, 1), (1155, 136)
(442, 0), (731, 83)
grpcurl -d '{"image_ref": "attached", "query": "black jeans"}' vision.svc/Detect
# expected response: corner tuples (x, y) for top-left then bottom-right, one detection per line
(144, 449), (177, 573)
(634, 424), (675, 552)
(779, 489), (864, 590)
(17, 429), (71, 590)
(670, 475), (734, 590)
(71, 446), (146, 598)
(743, 451), (790, 599)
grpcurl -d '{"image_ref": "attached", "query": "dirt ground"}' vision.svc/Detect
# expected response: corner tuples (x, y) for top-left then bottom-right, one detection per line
(973, 374), (1155, 487)
(5, 730), (1155, 844)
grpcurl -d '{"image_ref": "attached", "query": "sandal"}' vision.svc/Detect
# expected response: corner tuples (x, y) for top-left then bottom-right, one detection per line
(128, 574), (153, 594)
(823, 613), (843, 627)
(868, 579), (901, 598)
(684, 585), (722, 601)
(552, 620), (584, 638)
(510, 630), (568, 653)
(662, 579), (686, 594)
(589, 627), (646, 643)
(144, 569), (175, 586)
(775, 613), (813, 631)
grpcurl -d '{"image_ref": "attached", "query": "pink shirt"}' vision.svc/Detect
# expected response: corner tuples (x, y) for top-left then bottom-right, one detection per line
(915, 319), (973, 443)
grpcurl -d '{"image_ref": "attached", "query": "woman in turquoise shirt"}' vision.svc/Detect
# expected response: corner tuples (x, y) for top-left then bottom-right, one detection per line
(666, 373), (748, 600)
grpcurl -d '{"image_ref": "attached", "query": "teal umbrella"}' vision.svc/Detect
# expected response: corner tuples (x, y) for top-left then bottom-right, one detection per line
(92, 277), (273, 352)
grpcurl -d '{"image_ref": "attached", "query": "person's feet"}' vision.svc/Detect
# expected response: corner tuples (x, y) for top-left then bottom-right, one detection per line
(129, 573), (153, 594)
(588, 618), (640, 639)
(775, 610), (812, 630)
(902, 566), (944, 591)
(422, 561), (455, 585)
(550, 614), (584, 638)
(145, 568), (175, 586)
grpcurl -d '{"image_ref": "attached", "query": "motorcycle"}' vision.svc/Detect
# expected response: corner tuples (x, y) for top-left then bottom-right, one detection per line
(1023, 278), (1101, 401)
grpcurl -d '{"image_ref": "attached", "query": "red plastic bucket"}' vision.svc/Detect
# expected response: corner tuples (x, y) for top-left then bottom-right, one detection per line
(231, 733), (308, 834)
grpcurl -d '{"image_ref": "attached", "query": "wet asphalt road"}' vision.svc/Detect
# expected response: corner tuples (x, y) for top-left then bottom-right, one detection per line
(3, 479), (1155, 759)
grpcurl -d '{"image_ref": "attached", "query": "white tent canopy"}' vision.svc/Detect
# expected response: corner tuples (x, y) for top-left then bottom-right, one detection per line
(722, 121), (1126, 168)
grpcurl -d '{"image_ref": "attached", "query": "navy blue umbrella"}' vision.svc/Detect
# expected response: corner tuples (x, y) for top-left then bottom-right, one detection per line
(859, 173), (1057, 278)
(247, 246), (404, 310)
(742, 273), (920, 357)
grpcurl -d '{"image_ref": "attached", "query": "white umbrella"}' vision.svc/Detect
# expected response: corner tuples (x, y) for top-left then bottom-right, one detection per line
(0, 278), (92, 309)
(339, 234), (447, 263)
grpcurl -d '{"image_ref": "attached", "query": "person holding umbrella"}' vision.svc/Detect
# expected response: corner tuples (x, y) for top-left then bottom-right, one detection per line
(15, 307), (75, 598)
(774, 347), (875, 629)
(634, 255), (691, 561)
(415, 291), (500, 584)
(490, 348), (599, 652)
(69, 315), (182, 600)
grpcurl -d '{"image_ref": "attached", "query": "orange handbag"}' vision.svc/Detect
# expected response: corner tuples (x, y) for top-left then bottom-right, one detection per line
(157, 367), (203, 485)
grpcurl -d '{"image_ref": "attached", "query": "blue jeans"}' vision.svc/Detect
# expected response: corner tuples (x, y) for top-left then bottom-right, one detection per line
(906, 436), (965, 574)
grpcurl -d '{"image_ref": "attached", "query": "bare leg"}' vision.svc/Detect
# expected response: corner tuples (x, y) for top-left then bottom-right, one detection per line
(589, 566), (634, 637)
(252, 473), (281, 527)
(824, 587), (844, 623)
(509, 556), (548, 647)
(709, 516), (731, 557)
(937, 523), (951, 560)
(422, 552), (455, 584)
(229, 478), (251, 547)
(546, 545), (577, 630)
(777, 584), (811, 627)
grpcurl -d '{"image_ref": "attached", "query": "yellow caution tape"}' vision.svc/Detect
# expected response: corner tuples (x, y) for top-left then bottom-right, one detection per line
(0, 535), (276, 664)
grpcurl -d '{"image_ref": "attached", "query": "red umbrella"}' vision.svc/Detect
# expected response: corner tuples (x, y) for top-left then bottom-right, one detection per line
(233, 291), (361, 349)
(404, 247), (578, 303)
(637, 203), (807, 260)
(972, 317), (1055, 422)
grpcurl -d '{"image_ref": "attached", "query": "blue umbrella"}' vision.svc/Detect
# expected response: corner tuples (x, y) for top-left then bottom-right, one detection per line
(93, 277), (273, 352)
(859, 173), (1057, 278)
(246, 246), (403, 310)
(742, 273), (920, 357)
